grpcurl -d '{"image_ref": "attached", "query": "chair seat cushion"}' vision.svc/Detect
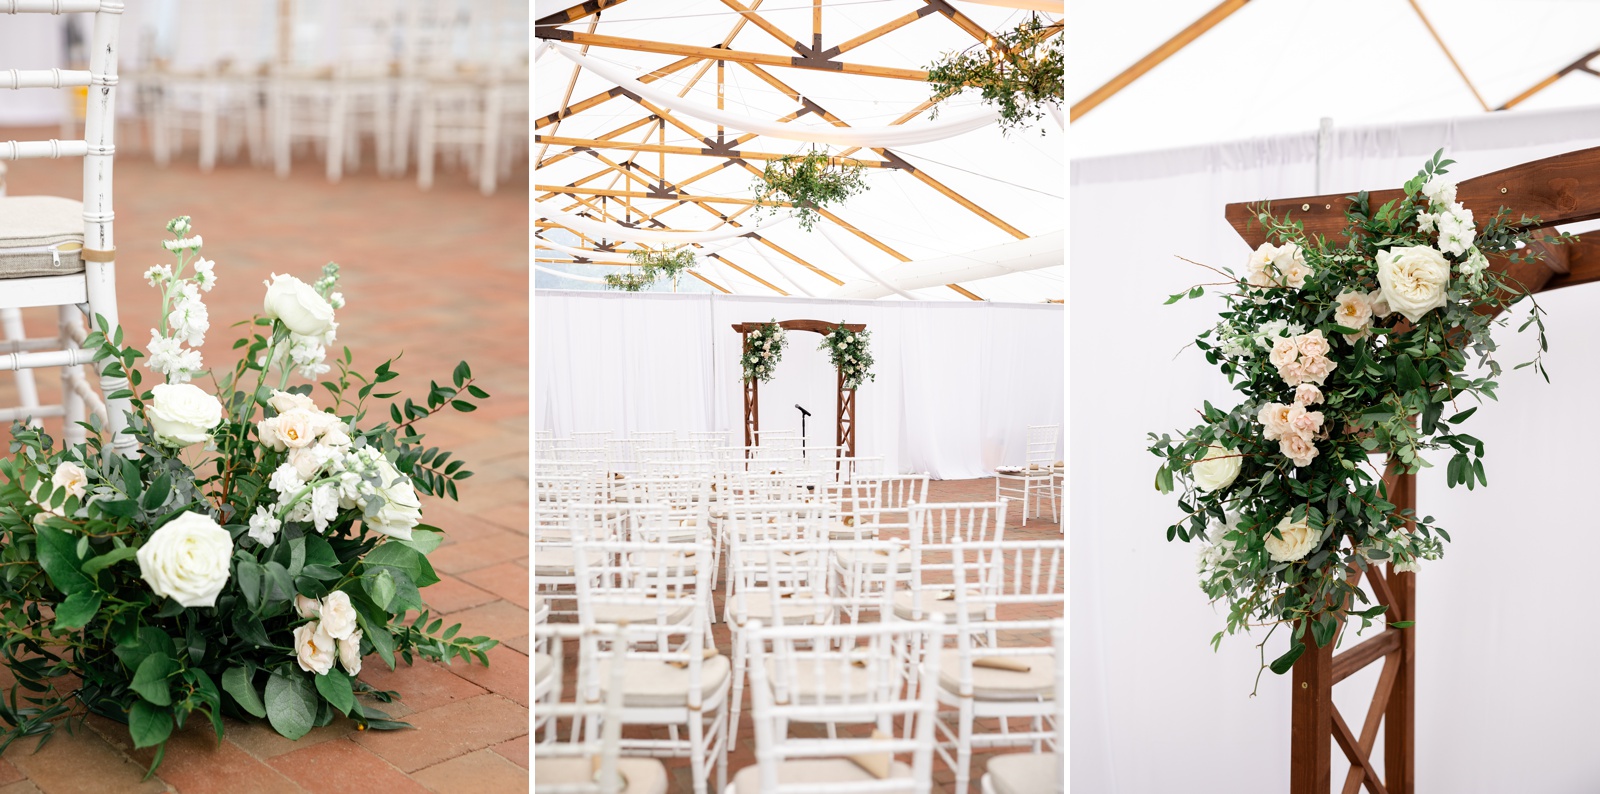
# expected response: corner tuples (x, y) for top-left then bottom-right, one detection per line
(534, 757), (669, 794)
(892, 590), (986, 620)
(832, 546), (910, 573)
(728, 591), (827, 625)
(938, 649), (1057, 701)
(0, 196), (85, 279)
(761, 658), (879, 707)
(532, 546), (603, 577)
(730, 758), (914, 792)
(985, 751), (1062, 794)
(534, 652), (555, 685)
(590, 597), (696, 626)
(599, 653), (731, 708)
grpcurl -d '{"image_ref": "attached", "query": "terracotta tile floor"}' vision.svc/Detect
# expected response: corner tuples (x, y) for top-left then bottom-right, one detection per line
(0, 130), (528, 793)
(540, 478), (1064, 794)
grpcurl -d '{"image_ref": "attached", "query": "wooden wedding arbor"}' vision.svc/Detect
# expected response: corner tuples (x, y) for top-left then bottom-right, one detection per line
(1225, 146), (1600, 794)
(733, 319), (864, 457)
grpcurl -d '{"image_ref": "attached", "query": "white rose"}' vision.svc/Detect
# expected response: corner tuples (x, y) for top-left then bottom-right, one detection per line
(319, 590), (359, 640)
(287, 447), (325, 480)
(136, 512), (232, 608)
(338, 630), (363, 676)
(295, 593), (322, 619)
(1293, 384), (1323, 406)
(1367, 289), (1391, 319)
(52, 462), (88, 500)
(1264, 516), (1322, 563)
(320, 426), (352, 449)
(1191, 445), (1241, 492)
(263, 274), (336, 336)
(1375, 246), (1451, 323)
(1333, 290), (1373, 338)
(1279, 433), (1319, 468)
(293, 620), (336, 675)
(367, 457), (422, 540)
(1271, 243), (1312, 289)
(147, 383), (223, 447)
(268, 390), (317, 414)
(274, 409), (322, 449)
(1257, 403), (1293, 441)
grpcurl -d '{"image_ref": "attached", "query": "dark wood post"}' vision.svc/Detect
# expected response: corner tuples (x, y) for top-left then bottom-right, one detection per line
(1386, 470), (1416, 794)
(835, 370), (856, 458)
(740, 331), (758, 451)
(1290, 617), (1334, 794)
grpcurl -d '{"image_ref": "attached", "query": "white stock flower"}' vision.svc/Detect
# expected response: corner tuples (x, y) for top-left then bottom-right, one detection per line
(1458, 247), (1489, 281)
(311, 484), (340, 532)
(146, 331), (203, 383)
(1376, 246), (1451, 323)
(263, 273), (336, 336)
(136, 512), (232, 608)
(1421, 175), (1457, 206)
(338, 631), (363, 675)
(1264, 516), (1322, 562)
(162, 235), (202, 252)
(144, 265), (173, 286)
(367, 457), (423, 540)
(319, 591), (359, 640)
(268, 462), (306, 496)
(191, 257), (216, 292)
(146, 383), (223, 447)
(166, 285), (210, 347)
(52, 462), (87, 500)
(1393, 558), (1421, 574)
(1435, 204), (1476, 256)
(1191, 445), (1242, 492)
(328, 292), (346, 310)
(247, 505), (281, 546)
(293, 620), (336, 675)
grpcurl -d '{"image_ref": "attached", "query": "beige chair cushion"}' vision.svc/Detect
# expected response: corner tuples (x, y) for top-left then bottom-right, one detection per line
(730, 759), (914, 792)
(728, 591), (827, 625)
(985, 751), (1062, 794)
(938, 649), (1056, 701)
(534, 652), (555, 685)
(833, 546), (910, 573)
(761, 658), (876, 707)
(892, 590), (987, 620)
(590, 597), (696, 626)
(534, 757), (669, 794)
(599, 653), (731, 708)
(0, 196), (84, 279)
(533, 546), (603, 577)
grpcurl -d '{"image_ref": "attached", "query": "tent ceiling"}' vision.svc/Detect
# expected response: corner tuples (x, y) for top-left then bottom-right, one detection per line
(535, 0), (1064, 302)
(1072, 0), (1600, 158)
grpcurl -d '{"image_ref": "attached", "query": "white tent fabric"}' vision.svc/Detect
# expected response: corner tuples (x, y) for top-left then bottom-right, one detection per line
(534, 236), (638, 264)
(830, 231), (1065, 299)
(746, 238), (817, 298)
(535, 289), (1063, 479)
(536, 200), (793, 243)
(548, 43), (1002, 148)
(534, 263), (610, 284)
(817, 224), (922, 301)
(1072, 104), (1600, 793)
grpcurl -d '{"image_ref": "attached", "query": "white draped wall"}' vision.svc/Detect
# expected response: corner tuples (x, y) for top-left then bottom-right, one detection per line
(535, 290), (1063, 479)
(1072, 104), (1600, 794)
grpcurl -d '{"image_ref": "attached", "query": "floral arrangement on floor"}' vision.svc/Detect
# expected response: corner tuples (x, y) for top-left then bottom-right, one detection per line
(0, 218), (495, 772)
(750, 149), (869, 231)
(741, 321), (787, 384)
(925, 13), (1063, 135)
(1148, 152), (1571, 679)
(820, 323), (874, 389)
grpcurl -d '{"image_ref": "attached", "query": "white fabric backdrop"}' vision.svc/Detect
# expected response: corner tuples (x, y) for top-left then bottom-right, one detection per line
(534, 290), (1064, 479)
(1072, 104), (1600, 793)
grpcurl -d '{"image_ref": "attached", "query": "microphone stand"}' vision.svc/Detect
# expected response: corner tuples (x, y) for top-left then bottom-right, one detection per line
(795, 404), (811, 459)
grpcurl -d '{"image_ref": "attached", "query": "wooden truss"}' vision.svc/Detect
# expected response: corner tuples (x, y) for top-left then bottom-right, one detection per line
(731, 319), (864, 457)
(1226, 145), (1600, 794)
(535, 0), (1061, 300)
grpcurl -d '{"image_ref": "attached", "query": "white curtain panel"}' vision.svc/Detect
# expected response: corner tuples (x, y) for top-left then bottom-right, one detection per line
(535, 290), (1063, 479)
(1072, 104), (1600, 794)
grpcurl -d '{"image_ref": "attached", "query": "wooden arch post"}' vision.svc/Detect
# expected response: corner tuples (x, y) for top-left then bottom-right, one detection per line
(1225, 146), (1600, 794)
(732, 319), (866, 457)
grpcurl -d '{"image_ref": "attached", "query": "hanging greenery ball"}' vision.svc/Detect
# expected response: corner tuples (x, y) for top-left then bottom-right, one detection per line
(925, 13), (1063, 136)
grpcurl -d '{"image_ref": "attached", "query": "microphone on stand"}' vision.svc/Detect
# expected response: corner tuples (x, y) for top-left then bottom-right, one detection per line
(795, 404), (810, 458)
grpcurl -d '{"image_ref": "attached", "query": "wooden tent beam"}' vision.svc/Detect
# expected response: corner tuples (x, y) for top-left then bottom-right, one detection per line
(536, 184), (797, 207)
(534, 134), (895, 167)
(536, 12), (603, 165)
(715, 0), (808, 55)
(826, 4), (939, 57)
(1405, 0), (1488, 112)
(1071, 0), (1250, 122)
(535, 56), (699, 130)
(535, 0), (634, 28)
(535, 29), (931, 81)
(1498, 48), (1599, 110)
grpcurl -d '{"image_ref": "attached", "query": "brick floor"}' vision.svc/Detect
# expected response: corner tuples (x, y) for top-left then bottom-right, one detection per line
(540, 477), (1063, 794)
(0, 129), (528, 792)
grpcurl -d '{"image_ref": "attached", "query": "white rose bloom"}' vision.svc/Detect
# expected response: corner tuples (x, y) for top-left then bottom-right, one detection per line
(287, 447), (325, 481)
(1367, 289), (1391, 319)
(367, 457), (423, 540)
(273, 409), (324, 449)
(1293, 384), (1323, 406)
(320, 426), (352, 449)
(263, 273), (336, 336)
(1191, 445), (1242, 492)
(1333, 290), (1373, 336)
(247, 506), (281, 546)
(293, 620), (336, 675)
(319, 591), (359, 640)
(268, 390), (318, 414)
(295, 593), (322, 619)
(136, 512), (232, 608)
(1271, 243), (1312, 289)
(1421, 175), (1457, 206)
(1435, 204), (1476, 256)
(1264, 516), (1322, 563)
(146, 383), (223, 447)
(1375, 246), (1451, 323)
(338, 631), (363, 676)
(52, 462), (88, 500)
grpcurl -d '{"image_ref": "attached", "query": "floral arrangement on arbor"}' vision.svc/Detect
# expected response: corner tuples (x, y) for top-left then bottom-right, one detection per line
(741, 321), (787, 384)
(820, 324), (874, 389)
(925, 13), (1063, 135)
(602, 247), (696, 292)
(0, 218), (495, 772)
(1148, 153), (1571, 679)
(751, 149), (868, 231)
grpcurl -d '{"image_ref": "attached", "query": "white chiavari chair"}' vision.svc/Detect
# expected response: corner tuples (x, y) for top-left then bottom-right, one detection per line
(409, 0), (527, 195)
(533, 623), (671, 794)
(730, 617), (945, 793)
(979, 619), (1065, 794)
(0, 0), (133, 456)
(994, 424), (1060, 526)
(936, 540), (1064, 792)
(533, 501), (616, 620)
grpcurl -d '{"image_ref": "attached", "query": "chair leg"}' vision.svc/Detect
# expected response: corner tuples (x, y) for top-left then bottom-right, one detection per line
(2, 308), (42, 428)
(58, 306), (85, 447)
(688, 711), (709, 794)
(417, 96), (436, 191)
(955, 698), (975, 793)
(199, 83), (218, 172)
(479, 86), (501, 196)
(327, 89), (347, 184)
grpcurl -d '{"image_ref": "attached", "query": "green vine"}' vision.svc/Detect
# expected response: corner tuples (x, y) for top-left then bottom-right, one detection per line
(820, 323), (875, 389)
(926, 13), (1062, 136)
(751, 149), (869, 231)
(601, 247), (697, 292)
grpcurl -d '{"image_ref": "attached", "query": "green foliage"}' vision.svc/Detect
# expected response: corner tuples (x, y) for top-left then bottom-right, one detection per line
(1149, 151), (1574, 683)
(601, 248), (698, 292)
(751, 149), (869, 231)
(740, 321), (788, 384)
(0, 219), (497, 775)
(819, 323), (875, 389)
(925, 13), (1062, 135)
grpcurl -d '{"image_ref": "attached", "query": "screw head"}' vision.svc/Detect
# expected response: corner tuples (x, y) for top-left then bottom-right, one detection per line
(1501, 187), (1508, 194)
(1324, 204), (1332, 210)
(1302, 203), (1311, 211)
(1301, 682), (1309, 689)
